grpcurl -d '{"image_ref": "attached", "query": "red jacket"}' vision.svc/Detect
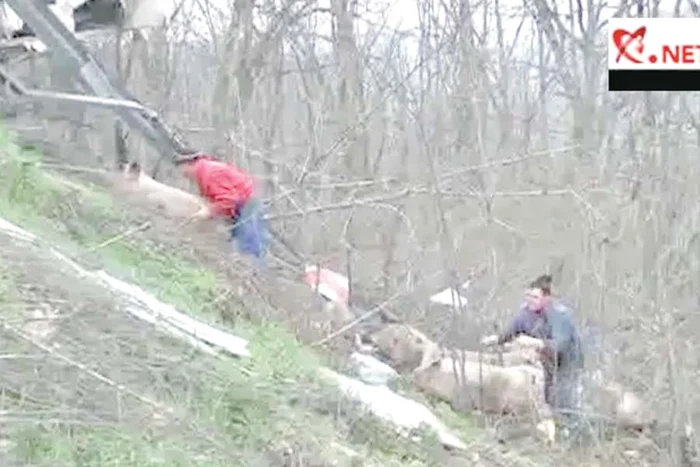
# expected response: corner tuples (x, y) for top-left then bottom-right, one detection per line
(190, 155), (254, 218)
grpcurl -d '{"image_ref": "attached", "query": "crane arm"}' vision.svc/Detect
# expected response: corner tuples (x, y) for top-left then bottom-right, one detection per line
(3, 0), (190, 160)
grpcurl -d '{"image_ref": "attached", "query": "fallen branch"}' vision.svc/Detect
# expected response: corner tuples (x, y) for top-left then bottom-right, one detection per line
(264, 185), (612, 222)
(2, 321), (174, 415)
(311, 292), (404, 347)
(82, 221), (151, 255)
(27, 162), (109, 175)
(438, 144), (579, 181)
(265, 189), (415, 221)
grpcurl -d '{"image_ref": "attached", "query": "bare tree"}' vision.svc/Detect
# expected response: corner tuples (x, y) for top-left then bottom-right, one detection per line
(11, 0), (700, 463)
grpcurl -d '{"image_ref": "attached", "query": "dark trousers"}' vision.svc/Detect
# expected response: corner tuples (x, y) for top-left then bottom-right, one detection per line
(545, 366), (583, 419)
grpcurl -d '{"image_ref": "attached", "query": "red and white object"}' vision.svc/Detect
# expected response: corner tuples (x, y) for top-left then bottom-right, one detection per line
(304, 265), (349, 305)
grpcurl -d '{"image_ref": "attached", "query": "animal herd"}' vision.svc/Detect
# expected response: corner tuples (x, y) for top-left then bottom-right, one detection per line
(105, 160), (656, 445)
(357, 319), (655, 443)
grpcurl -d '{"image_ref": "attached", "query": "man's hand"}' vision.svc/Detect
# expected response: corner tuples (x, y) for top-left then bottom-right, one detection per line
(480, 335), (499, 347)
(513, 335), (545, 350)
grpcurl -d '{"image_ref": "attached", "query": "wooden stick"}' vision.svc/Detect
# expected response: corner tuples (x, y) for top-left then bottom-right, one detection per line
(2, 321), (173, 414)
(82, 221), (151, 255)
(311, 290), (405, 347)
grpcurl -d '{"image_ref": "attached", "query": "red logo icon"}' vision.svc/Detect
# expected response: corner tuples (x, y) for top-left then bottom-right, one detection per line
(613, 26), (647, 63)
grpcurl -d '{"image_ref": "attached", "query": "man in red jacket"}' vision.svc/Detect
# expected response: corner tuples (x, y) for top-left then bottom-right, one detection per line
(175, 152), (269, 264)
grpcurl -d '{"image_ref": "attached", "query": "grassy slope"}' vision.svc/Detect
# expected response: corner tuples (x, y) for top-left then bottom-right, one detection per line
(0, 127), (472, 466)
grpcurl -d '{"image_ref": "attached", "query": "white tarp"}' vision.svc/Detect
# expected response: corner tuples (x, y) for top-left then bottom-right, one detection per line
(0, 215), (466, 451)
(349, 351), (399, 386)
(0, 216), (249, 358)
(429, 280), (471, 307)
(318, 368), (467, 451)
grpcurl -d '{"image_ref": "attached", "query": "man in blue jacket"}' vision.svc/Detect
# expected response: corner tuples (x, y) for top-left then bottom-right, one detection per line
(481, 274), (584, 425)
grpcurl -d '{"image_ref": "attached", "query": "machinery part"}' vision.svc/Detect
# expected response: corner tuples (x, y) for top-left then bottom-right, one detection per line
(0, 62), (143, 111)
(3, 0), (189, 160)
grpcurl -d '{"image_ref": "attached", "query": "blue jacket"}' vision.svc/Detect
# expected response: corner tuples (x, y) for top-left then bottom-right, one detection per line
(498, 301), (584, 374)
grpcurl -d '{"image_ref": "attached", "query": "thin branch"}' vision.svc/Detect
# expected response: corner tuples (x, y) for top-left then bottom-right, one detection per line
(2, 321), (174, 415)
(81, 222), (152, 256)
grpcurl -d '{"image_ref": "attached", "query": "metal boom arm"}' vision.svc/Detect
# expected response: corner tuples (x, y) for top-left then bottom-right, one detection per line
(3, 0), (189, 160)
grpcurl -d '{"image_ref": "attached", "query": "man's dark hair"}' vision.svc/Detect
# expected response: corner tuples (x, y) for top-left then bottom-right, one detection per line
(529, 274), (553, 295)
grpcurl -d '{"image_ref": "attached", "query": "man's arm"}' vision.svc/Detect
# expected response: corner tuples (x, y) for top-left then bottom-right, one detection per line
(481, 306), (527, 347)
(188, 199), (232, 221)
(208, 192), (241, 217)
(496, 310), (526, 345)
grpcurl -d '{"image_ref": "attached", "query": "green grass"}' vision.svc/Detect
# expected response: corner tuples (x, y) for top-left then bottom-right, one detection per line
(102, 241), (220, 316)
(0, 126), (456, 466)
(12, 425), (217, 467)
(0, 127), (217, 317)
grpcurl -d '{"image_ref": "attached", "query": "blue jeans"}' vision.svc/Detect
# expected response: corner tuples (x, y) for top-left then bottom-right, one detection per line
(230, 198), (269, 262)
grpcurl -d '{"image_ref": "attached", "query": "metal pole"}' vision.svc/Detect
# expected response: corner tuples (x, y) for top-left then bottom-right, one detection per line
(17, 89), (147, 111)
(0, 63), (147, 111)
(4, 0), (187, 159)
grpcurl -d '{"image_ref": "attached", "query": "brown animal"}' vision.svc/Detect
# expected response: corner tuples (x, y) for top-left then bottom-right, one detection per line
(112, 161), (205, 219)
(366, 323), (655, 434)
(589, 382), (656, 431)
(365, 323), (541, 372)
(314, 299), (356, 337)
(412, 340), (549, 419)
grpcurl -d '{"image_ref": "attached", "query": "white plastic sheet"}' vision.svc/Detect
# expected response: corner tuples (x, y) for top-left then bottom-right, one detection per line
(0, 215), (466, 451)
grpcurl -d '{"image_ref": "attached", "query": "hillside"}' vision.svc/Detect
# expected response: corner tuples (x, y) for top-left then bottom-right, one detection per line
(0, 127), (578, 466)
(2, 0), (698, 462)
(1, 112), (673, 467)
(0, 126), (446, 466)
